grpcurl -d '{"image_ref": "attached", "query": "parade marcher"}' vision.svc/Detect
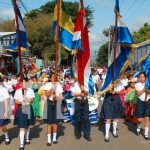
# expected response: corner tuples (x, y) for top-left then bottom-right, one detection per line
(124, 79), (138, 123)
(92, 69), (101, 92)
(14, 78), (35, 150)
(101, 80), (124, 142)
(43, 73), (63, 146)
(0, 77), (10, 145)
(30, 76), (41, 120)
(135, 72), (150, 140)
(62, 75), (74, 123)
(70, 77), (92, 141)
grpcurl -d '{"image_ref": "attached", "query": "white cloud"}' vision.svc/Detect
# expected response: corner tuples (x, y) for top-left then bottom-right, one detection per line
(0, 8), (15, 20)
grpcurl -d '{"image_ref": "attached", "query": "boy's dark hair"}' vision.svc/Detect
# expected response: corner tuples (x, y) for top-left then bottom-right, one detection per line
(138, 71), (146, 78)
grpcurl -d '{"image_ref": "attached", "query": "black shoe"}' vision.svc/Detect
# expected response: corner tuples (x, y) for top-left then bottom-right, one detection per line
(136, 130), (140, 136)
(113, 133), (118, 138)
(104, 137), (109, 142)
(144, 136), (150, 140)
(19, 145), (24, 150)
(25, 139), (30, 144)
(83, 135), (92, 141)
(53, 141), (58, 144)
(75, 135), (81, 140)
(47, 143), (52, 146)
(5, 138), (10, 145)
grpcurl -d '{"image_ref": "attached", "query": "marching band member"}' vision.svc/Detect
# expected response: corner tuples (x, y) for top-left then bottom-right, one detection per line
(135, 72), (150, 140)
(43, 73), (63, 146)
(70, 77), (92, 141)
(101, 80), (124, 142)
(14, 78), (35, 150)
(0, 77), (10, 145)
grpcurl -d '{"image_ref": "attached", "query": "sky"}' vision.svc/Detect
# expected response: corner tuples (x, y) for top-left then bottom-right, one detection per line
(1, 0), (150, 61)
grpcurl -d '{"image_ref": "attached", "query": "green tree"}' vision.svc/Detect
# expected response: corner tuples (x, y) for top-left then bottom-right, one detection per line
(96, 42), (108, 66)
(133, 23), (150, 44)
(0, 1), (94, 61)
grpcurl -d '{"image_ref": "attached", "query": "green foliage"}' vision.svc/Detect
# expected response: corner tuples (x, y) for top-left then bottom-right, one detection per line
(96, 42), (108, 66)
(26, 1), (94, 25)
(133, 23), (150, 44)
(0, 1), (93, 62)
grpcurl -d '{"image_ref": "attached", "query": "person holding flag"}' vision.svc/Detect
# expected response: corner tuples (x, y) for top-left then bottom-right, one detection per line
(100, 0), (136, 142)
(70, 0), (94, 141)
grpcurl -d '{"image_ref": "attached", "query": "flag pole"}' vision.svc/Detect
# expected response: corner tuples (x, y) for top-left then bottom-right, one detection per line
(53, 0), (61, 105)
(13, 0), (23, 82)
(112, 4), (119, 96)
(80, 0), (85, 103)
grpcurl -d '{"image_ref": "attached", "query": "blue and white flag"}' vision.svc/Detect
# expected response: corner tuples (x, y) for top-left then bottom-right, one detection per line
(100, 0), (136, 94)
(7, 3), (27, 52)
(117, 18), (134, 44)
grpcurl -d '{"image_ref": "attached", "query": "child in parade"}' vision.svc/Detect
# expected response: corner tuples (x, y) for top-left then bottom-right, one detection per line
(30, 76), (41, 120)
(14, 78), (35, 150)
(124, 79), (138, 123)
(0, 77), (10, 145)
(62, 75), (74, 123)
(70, 77), (92, 141)
(135, 72), (150, 140)
(101, 80), (124, 142)
(43, 73), (63, 146)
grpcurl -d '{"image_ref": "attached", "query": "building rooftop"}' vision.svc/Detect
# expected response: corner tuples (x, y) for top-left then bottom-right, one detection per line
(0, 32), (15, 37)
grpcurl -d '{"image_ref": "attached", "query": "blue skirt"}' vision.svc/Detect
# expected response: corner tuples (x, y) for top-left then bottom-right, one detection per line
(14, 105), (35, 128)
(101, 93), (123, 119)
(136, 99), (150, 118)
(43, 100), (57, 124)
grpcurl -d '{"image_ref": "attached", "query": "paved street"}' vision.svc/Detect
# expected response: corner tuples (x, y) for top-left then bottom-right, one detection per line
(0, 119), (150, 150)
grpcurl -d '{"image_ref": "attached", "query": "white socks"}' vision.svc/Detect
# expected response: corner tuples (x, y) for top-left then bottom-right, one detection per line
(47, 134), (51, 144)
(145, 127), (149, 137)
(47, 133), (57, 143)
(25, 129), (30, 140)
(20, 131), (25, 146)
(4, 132), (9, 141)
(53, 133), (57, 142)
(113, 121), (118, 135)
(137, 123), (141, 132)
(105, 124), (110, 138)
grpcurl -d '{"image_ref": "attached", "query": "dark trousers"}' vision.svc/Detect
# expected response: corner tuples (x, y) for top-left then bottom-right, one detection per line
(74, 99), (91, 137)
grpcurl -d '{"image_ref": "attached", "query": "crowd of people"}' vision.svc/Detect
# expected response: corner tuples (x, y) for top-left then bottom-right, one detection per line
(0, 64), (150, 150)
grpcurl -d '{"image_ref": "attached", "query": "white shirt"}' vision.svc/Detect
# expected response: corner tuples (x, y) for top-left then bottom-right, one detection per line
(135, 82), (150, 101)
(121, 78), (128, 87)
(0, 85), (10, 102)
(70, 81), (88, 99)
(11, 79), (18, 86)
(44, 82), (63, 101)
(114, 82), (124, 92)
(97, 68), (103, 74)
(14, 88), (35, 105)
(92, 75), (100, 84)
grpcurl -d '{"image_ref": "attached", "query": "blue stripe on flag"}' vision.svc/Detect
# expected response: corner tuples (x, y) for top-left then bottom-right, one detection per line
(89, 74), (94, 95)
(117, 26), (134, 44)
(101, 46), (131, 92)
(52, 21), (73, 50)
